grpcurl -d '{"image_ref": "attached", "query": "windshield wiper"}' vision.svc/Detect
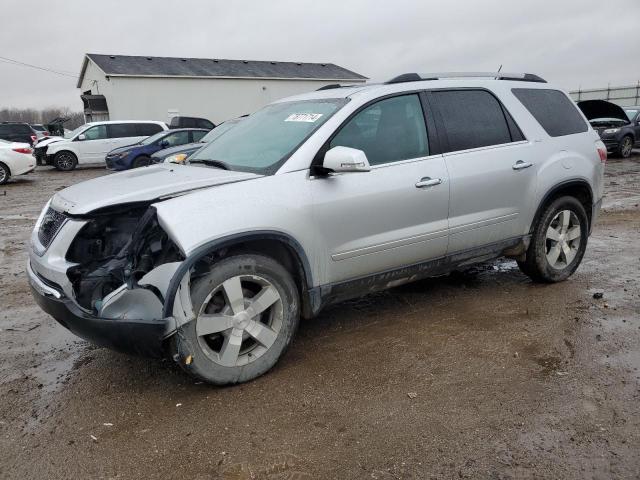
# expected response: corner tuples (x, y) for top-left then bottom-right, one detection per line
(189, 159), (231, 170)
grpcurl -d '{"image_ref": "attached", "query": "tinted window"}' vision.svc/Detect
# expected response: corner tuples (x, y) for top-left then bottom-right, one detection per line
(137, 123), (163, 136)
(330, 94), (429, 165)
(512, 88), (588, 137)
(197, 119), (215, 129)
(192, 130), (208, 142)
(163, 131), (190, 146)
(83, 125), (108, 140)
(433, 90), (512, 152)
(108, 123), (138, 138)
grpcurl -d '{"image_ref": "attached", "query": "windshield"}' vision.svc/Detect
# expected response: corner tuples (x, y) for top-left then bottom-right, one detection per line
(625, 109), (638, 121)
(190, 99), (347, 174)
(65, 125), (86, 139)
(199, 120), (241, 143)
(141, 130), (168, 145)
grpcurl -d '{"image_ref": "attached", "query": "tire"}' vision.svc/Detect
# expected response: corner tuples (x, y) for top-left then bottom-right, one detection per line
(518, 196), (589, 283)
(618, 136), (634, 158)
(171, 254), (300, 385)
(0, 162), (10, 185)
(132, 155), (151, 169)
(53, 151), (77, 171)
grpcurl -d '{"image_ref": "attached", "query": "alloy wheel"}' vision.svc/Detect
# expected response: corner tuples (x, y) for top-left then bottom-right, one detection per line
(0, 166), (7, 184)
(57, 153), (74, 170)
(545, 210), (582, 269)
(195, 274), (283, 367)
(621, 137), (633, 157)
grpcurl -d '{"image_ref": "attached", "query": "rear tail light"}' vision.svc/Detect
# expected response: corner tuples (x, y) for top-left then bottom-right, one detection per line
(13, 147), (33, 154)
(43, 131), (50, 136)
(597, 146), (607, 164)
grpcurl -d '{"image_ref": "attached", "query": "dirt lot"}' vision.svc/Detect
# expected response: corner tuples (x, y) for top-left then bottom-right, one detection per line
(1, 156), (639, 479)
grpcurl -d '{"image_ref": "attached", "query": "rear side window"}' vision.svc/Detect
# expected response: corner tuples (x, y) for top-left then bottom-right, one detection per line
(432, 90), (513, 152)
(512, 88), (587, 137)
(192, 130), (208, 142)
(137, 123), (163, 136)
(330, 94), (429, 165)
(108, 123), (138, 138)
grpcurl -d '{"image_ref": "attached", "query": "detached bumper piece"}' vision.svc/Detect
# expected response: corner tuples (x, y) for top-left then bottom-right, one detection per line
(28, 262), (169, 357)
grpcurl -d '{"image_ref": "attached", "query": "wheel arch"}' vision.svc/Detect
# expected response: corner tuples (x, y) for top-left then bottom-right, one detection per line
(531, 179), (594, 234)
(0, 160), (11, 175)
(162, 230), (317, 320)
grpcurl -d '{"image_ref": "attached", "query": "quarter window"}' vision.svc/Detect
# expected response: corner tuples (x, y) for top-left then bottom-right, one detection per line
(330, 94), (429, 165)
(83, 125), (108, 140)
(432, 90), (513, 152)
(512, 88), (588, 137)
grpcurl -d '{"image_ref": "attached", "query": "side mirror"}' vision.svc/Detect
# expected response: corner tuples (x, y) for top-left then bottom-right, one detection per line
(160, 140), (169, 148)
(77, 134), (86, 141)
(322, 146), (371, 173)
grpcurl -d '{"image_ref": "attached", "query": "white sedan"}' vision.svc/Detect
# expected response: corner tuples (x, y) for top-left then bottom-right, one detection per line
(0, 140), (36, 184)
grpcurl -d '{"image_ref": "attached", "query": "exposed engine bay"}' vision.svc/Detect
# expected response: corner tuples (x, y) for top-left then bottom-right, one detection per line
(65, 203), (184, 313)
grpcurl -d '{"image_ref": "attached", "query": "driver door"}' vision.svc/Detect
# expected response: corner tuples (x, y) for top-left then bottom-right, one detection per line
(310, 93), (450, 285)
(76, 124), (110, 163)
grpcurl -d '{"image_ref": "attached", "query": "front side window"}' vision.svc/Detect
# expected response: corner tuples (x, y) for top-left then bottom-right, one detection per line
(164, 131), (190, 146)
(82, 125), (107, 140)
(330, 94), (429, 165)
(190, 99), (346, 174)
(432, 90), (513, 152)
(512, 88), (588, 137)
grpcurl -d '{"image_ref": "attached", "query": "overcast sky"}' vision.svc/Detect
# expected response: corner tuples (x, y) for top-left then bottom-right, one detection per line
(1, 0), (638, 110)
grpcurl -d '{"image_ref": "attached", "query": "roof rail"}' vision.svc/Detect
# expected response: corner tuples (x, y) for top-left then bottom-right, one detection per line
(386, 72), (547, 84)
(316, 83), (343, 91)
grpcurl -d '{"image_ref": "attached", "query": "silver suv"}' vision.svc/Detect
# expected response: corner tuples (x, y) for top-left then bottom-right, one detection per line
(28, 72), (606, 385)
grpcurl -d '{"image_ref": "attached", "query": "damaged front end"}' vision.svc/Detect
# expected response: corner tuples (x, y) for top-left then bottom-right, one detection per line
(28, 201), (188, 357)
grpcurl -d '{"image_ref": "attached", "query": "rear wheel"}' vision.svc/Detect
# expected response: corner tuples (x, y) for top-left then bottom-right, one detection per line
(172, 254), (300, 385)
(618, 136), (634, 158)
(132, 155), (151, 168)
(0, 162), (10, 185)
(53, 151), (77, 171)
(518, 196), (588, 283)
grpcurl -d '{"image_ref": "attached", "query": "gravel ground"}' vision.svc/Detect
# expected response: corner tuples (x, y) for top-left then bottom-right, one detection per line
(1, 156), (639, 479)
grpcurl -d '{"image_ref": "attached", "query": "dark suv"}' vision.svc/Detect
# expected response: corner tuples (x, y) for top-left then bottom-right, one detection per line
(0, 122), (38, 145)
(578, 100), (640, 158)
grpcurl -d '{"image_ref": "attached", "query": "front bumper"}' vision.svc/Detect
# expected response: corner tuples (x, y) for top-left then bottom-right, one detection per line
(105, 155), (129, 171)
(27, 261), (171, 357)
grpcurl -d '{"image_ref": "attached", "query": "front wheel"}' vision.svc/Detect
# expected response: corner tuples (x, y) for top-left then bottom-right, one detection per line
(53, 151), (77, 171)
(518, 196), (588, 283)
(132, 155), (151, 169)
(618, 136), (634, 158)
(171, 254), (300, 385)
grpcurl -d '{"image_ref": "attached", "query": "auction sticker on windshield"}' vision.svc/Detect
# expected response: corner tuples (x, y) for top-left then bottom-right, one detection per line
(285, 113), (323, 122)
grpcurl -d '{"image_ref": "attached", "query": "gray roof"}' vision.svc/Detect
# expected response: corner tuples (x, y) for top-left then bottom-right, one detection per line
(78, 53), (367, 87)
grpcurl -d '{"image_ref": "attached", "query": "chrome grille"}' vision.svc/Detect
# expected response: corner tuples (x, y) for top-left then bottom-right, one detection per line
(37, 207), (67, 249)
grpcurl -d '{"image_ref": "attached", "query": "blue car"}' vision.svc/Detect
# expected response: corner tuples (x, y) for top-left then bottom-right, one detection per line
(105, 128), (209, 170)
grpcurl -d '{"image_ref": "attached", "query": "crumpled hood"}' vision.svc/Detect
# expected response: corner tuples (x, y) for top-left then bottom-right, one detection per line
(577, 100), (630, 123)
(35, 136), (64, 148)
(51, 163), (261, 215)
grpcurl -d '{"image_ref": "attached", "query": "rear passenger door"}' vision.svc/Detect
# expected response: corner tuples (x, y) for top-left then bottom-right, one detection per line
(429, 89), (537, 253)
(311, 93), (450, 284)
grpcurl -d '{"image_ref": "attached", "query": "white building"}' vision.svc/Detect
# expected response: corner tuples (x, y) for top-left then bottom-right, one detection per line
(76, 54), (367, 124)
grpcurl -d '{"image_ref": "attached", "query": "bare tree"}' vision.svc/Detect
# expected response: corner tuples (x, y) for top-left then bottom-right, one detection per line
(0, 107), (84, 129)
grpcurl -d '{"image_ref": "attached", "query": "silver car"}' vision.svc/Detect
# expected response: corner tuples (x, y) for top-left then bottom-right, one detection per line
(28, 72), (606, 384)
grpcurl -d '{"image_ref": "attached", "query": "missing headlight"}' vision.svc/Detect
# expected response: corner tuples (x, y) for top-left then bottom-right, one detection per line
(66, 204), (183, 311)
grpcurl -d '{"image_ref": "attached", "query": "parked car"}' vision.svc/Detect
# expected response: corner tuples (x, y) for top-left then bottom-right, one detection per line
(0, 122), (39, 146)
(28, 72), (605, 385)
(577, 100), (640, 158)
(169, 116), (215, 130)
(39, 121), (167, 171)
(104, 128), (208, 170)
(151, 119), (243, 164)
(0, 140), (36, 184)
(30, 124), (50, 138)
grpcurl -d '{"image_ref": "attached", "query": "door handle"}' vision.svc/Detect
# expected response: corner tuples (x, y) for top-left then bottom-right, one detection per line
(512, 160), (533, 170)
(415, 177), (442, 188)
